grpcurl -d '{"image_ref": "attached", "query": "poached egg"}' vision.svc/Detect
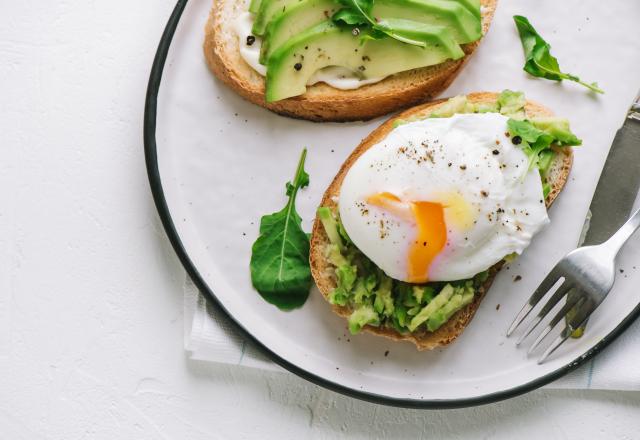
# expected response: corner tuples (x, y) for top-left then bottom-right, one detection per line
(338, 113), (549, 282)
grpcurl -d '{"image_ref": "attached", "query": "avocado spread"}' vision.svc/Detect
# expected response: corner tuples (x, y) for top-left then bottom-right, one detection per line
(319, 91), (581, 335)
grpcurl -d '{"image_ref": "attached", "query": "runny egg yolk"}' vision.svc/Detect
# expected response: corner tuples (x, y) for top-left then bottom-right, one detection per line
(366, 192), (447, 283)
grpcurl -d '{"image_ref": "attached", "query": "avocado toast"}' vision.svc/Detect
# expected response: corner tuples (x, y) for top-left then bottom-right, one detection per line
(204, 0), (497, 121)
(310, 91), (575, 350)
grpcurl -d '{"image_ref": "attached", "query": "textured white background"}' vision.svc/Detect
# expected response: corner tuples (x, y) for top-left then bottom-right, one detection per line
(2, 0), (640, 438)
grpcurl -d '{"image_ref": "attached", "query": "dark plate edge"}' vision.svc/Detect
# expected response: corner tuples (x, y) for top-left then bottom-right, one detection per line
(143, 0), (640, 409)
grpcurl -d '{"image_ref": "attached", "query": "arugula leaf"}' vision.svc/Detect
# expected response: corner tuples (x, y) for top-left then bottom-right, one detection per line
(507, 119), (555, 171)
(331, 0), (428, 47)
(249, 149), (312, 310)
(332, 9), (368, 26)
(507, 118), (581, 173)
(513, 15), (603, 94)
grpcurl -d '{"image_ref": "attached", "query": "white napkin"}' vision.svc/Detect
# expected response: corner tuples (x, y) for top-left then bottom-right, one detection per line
(184, 276), (640, 390)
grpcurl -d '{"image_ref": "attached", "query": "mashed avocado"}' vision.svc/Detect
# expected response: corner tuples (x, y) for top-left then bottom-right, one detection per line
(320, 90), (581, 335)
(319, 206), (483, 335)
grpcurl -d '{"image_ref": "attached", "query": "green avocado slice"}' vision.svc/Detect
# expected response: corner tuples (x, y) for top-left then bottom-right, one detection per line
(265, 20), (464, 102)
(249, 0), (263, 13)
(252, 0), (304, 36)
(258, 0), (480, 62)
(260, 0), (340, 64)
(372, 0), (481, 44)
(442, 0), (481, 19)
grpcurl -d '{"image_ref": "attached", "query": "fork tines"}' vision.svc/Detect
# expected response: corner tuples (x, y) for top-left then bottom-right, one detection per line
(506, 264), (596, 364)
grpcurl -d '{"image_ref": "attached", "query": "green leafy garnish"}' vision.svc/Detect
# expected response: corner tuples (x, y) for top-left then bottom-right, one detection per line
(507, 119), (554, 171)
(250, 149), (312, 310)
(507, 118), (581, 174)
(332, 0), (430, 47)
(332, 8), (368, 26)
(513, 15), (603, 94)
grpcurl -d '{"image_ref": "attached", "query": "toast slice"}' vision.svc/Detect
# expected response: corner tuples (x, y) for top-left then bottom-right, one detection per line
(204, 0), (498, 122)
(309, 92), (573, 350)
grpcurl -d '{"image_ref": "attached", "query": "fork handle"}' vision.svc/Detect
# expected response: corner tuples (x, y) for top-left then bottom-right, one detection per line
(602, 206), (640, 256)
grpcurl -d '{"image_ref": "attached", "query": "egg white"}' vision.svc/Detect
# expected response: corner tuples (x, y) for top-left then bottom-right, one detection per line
(338, 113), (550, 282)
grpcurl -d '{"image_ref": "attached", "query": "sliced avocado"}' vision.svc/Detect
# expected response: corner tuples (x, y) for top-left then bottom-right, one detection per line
(253, 0), (307, 36)
(261, 0), (339, 63)
(372, 0), (481, 44)
(249, 0), (263, 13)
(261, 0), (480, 63)
(266, 21), (464, 102)
(442, 0), (481, 19)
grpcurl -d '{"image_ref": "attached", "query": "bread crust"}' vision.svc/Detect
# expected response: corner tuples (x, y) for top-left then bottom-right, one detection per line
(204, 0), (498, 121)
(309, 93), (574, 350)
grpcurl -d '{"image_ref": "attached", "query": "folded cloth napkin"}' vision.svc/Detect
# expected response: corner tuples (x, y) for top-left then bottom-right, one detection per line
(184, 276), (640, 390)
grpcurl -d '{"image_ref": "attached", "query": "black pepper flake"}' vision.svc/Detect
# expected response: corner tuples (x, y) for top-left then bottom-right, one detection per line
(514, 275), (522, 282)
(448, 162), (452, 167)
(496, 304), (501, 310)
(481, 190), (489, 197)
(293, 62), (303, 71)
(358, 65), (366, 71)
(459, 165), (467, 170)
(246, 35), (256, 46)
(512, 135), (523, 145)
(492, 149), (500, 155)
(352, 27), (361, 36)
(384, 350), (389, 357)
(620, 269), (625, 273)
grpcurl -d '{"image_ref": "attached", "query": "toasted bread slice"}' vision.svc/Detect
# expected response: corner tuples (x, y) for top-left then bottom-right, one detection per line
(309, 92), (573, 350)
(204, 0), (498, 121)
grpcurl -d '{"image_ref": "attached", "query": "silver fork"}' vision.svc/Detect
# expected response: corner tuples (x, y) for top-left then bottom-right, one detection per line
(506, 206), (640, 364)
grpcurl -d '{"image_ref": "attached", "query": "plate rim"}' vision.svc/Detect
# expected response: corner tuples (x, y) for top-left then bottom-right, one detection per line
(144, 0), (640, 409)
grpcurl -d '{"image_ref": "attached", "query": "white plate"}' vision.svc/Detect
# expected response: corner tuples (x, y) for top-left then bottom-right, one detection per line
(146, 0), (640, 407)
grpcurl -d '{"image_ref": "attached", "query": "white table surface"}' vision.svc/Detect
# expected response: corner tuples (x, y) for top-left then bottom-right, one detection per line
(2, 1), (640, 438)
